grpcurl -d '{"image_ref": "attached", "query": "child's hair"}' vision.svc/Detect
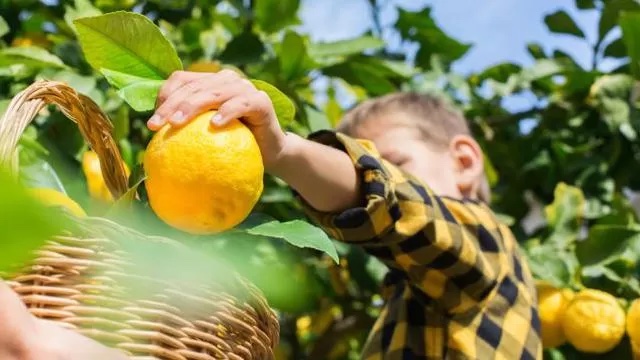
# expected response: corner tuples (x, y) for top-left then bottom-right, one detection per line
(336, 92), (492, 203)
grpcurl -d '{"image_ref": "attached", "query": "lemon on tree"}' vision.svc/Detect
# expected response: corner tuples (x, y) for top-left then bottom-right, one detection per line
(27, 188), (86, 217)
(562, 288), (626, 354)
(143, 110), (264, 234)
(628, 299), (640, 357)
(536, 281), (574, 349)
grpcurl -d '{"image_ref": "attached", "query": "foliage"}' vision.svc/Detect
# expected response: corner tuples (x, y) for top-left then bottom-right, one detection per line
(1, 0), (640, 359)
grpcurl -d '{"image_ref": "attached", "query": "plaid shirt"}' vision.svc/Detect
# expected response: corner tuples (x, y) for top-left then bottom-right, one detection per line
(297, 131), (542, 360)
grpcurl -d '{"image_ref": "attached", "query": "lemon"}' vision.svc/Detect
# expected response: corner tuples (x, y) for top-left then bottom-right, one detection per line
(143, 110), (264, 234)
(81, 150), (130, 203)
(28, 188), (86, 217)
(562, 289), (626, 353)
(536, 282), (574, 348)
(628, 299), (640, 357)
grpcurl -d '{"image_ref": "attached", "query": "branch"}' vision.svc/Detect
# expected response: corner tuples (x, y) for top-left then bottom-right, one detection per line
(368, 0), (383, 38)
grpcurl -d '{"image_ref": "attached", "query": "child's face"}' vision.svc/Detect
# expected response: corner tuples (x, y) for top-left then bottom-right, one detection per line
(353, 116), (484, 200)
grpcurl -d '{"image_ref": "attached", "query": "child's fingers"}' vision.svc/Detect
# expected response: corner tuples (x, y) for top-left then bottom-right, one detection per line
(149, 70), (242, 130)
(173, 78), (257, 125)
(148, 79), (251, 129)
(156, 71), (204, 107)
(213, 90), (272, 127)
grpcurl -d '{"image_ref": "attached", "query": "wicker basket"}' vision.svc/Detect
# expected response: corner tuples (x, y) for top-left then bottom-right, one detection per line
(0, 80), (280, 360)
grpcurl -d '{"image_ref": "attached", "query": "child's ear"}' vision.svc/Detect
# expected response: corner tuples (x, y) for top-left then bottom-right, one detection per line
(449, 135), (484, 198)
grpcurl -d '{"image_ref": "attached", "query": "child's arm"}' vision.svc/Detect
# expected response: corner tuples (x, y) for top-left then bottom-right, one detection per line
(147, 70), (362, 213)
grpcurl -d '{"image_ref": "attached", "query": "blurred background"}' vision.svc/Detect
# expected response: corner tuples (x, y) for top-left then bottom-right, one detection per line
(1, 0), (640, 359)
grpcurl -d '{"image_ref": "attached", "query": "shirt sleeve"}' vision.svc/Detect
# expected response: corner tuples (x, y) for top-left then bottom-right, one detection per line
(295, 130), (508, 313)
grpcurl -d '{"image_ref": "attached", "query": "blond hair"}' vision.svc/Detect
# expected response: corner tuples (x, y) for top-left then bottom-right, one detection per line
(337, 92), (492, 203)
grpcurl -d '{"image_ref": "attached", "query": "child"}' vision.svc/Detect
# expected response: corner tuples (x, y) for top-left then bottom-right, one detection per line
(147, 70), (543, 359)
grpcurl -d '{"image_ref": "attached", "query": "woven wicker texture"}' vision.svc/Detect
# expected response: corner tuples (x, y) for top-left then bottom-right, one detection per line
(0, 80), (280, 360)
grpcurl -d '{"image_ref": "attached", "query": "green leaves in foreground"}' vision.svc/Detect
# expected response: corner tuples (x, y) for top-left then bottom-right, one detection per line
(247, 220), (339, 263)
(0, 168), (66, 274)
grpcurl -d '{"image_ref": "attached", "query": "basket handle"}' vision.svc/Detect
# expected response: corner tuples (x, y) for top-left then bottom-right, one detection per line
(0, 80), (129, 199)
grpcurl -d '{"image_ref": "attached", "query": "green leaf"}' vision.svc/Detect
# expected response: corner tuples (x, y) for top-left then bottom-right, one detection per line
(484, 153), (499, 187)
(576, 0), (596, 9)
(100, 68), (148, 88)
(325, 88), (342, 127)
(0, 167), (66, 274)
(600, 0), (640, 41)
(346, 247), (385, 293)
(19, 159), (67, 193)
(323, 56), (404, 96)
(525, 242), (576, 287)
(604, 37), (627, 58)
(477, 62), (522, 83)
(395, 7), (471, 69)
(147, 0), (188, 9)
(254, 0), (300, 34)
(219, 30), (265, 65)
(577, 225), (640, 266)
(74, 11), (183, 80)
(107, 175), (146, 215)
(278, 31), (313, 81)
(64, 0), (101, 33)
(544, 10), (585, 38)
(588, 74), (634, 131)
(520, 59), (566, 83)
(544, 183), (585, 247)
(527, 43), (548, 60)
(620, 11), (640, 78)
(306, 105), (332, 132)
(0, 47), (67, 77)
(16, 127), (66, 193)
(99, 68), (163, 111)
(247, 220), (339, 263)
(309, 36), (385, 59)
(0, 16), (8, 38)
(250, 79), (296, 127)
(117, 79), (164, 112)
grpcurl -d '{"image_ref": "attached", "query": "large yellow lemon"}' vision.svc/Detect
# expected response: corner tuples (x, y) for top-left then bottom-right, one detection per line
(562, 289), (626, 354)
(143, 111), (264, 234)
(536, 282), (574, 348)
(628, 299), (640, 358)
(28, 188), (86, 217)
(82, 150), (130, 202)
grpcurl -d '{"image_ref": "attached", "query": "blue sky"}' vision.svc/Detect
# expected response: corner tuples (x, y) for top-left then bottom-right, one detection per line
(297, 0), (618, 131)
(298, 0), (611, 74)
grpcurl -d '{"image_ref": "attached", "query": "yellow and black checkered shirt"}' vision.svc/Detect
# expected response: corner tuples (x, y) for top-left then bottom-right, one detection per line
(297, 131), (543, 360)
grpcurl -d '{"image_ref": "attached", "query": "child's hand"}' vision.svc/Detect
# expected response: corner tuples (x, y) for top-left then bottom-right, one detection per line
(146, 70), (287, 169)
